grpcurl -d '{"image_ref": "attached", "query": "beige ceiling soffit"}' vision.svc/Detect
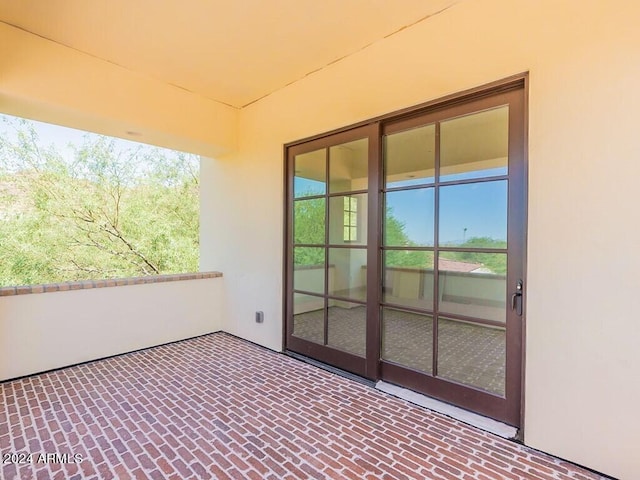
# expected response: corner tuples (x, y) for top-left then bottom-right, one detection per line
(0, 20), (238, 110)
(164, 82), (236, 109)
(240, 2), (461, 109)
(382, 1), (461, 39)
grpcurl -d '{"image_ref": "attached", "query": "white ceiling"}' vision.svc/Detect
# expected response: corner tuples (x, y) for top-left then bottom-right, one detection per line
(0, 0), (456, 108)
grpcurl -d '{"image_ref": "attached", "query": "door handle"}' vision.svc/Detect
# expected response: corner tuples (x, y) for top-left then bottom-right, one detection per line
(511, 279), (523, 316)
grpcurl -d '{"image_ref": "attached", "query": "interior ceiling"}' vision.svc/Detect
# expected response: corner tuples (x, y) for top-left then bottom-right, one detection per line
(0, 0), (456, 109)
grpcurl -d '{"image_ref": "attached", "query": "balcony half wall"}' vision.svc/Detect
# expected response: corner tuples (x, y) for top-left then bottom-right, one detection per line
(0, 273), (223, 381)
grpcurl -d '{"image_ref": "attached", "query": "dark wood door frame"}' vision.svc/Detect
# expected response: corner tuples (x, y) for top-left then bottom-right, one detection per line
(285, 124), (378, 378)
(283, 74), (528, 427)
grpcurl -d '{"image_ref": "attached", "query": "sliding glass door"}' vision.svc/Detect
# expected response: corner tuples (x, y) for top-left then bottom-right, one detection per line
(285, 79), (526, 426)
(286, 125), (378, 376)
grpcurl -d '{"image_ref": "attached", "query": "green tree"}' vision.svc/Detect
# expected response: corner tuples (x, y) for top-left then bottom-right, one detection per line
(293, 196), (325, 265)
(291, 198), (428, 267)
(384, 206), (434, 268)
(0, 116), (199, 286)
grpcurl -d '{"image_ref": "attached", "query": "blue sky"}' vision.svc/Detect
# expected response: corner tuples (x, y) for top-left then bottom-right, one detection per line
(438, 181), (507, 244)
(386, 181), (507, 245)
(0, 113), (178, 165)
(294, 177), (325, 197)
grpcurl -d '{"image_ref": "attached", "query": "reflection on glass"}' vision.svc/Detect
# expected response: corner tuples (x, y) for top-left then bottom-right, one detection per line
(384, 188), (434, 247)
(328, 194), (367, 245)
(327, 300), (366, 356)
(329, 138), (368, 194)
(437, 317), (505, 396)
(384, 124), (435, 188)
(383, 250), (434, 310)
(438, 252), (507, 323)
(294, 149), (326, 198)
(328, 248), (367, 301)
(294, 198), (325, 244)
(439, 181), (507, 247)
(293, 293), (325, 344)
(440, 105), (509, 182)
(382, 308), (433, 374)
(293, 247), (325, 294)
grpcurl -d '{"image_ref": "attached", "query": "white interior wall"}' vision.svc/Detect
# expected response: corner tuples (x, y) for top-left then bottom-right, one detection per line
(200, 1), (640, 478)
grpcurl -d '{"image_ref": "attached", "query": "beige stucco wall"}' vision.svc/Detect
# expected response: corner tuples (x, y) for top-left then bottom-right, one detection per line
(0, 278), (222, 381)
(201, 1), (640, 478)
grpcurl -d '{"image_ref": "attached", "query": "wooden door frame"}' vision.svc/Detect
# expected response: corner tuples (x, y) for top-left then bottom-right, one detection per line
(284, 123), (378, 378)
(283, 73), (528, 427)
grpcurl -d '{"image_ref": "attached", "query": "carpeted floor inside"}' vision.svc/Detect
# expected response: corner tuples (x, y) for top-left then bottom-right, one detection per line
(294, 306), (505, 395)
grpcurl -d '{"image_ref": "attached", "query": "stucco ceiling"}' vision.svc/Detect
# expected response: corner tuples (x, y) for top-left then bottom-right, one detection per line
(0, 0), (456, 109)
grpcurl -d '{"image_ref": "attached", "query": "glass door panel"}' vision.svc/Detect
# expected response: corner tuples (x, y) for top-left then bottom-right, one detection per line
(437, 317), (506, 396)
(382, 308), (433, 374)
(287, 127), (372, 377)
(438, 181), (508, 248)
(327, 299), (366, 356)
(293, 247), (325, 294)
(384, 124), (435, 188)
(328, 194), (368, 245)
(382, 250), (434, 311)
(438, 252), (507, 323)
(324, 136), (369, 361)
(327, 248), (367, 302)
(384, 188), (435, 247)
(294, 149), (326, 197)
(294, 198), (325, 244)
(293, 293), (325, 344)
(329, 138), (368, 194)
(440, 105), (509, 182)
(378, 86), (524, 426)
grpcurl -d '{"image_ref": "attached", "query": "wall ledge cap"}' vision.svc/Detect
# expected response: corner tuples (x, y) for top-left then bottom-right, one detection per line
(0, 272), (223, 297)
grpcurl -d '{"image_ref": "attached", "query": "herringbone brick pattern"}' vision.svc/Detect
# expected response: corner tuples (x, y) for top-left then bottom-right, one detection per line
(0, 333), (606, 479)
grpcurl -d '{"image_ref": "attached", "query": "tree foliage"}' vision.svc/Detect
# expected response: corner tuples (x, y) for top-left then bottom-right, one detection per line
(0, 116), (199, 286)
(293, 197), (325, 265)
(384, 206), (435, 268)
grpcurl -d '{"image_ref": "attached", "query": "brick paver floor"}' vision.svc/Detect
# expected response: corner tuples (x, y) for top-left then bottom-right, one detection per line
(0, 333), (608, 480)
